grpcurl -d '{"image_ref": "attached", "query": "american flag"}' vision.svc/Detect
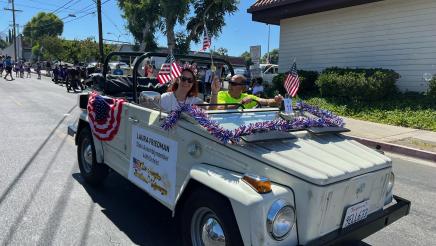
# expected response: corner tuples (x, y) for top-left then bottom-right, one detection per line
(87, 91), (126, 141)
(284, 61), (300, 97)
(157, 54), (182, 84)
(200, 26), (211, 51)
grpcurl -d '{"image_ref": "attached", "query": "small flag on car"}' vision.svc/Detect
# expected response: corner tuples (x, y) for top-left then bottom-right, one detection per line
(157, 54), (182, 84)
(87, 91), (126, 141)
(284, 61), (300, 97)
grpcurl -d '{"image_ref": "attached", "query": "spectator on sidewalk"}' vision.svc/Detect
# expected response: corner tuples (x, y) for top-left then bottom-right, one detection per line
(3, 56), (14, 80)
(252, 78), (265, 97)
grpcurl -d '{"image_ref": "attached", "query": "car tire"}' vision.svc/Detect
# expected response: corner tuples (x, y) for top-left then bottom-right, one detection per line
(180, 187), (244, 246)
(77, 126), (108, 186)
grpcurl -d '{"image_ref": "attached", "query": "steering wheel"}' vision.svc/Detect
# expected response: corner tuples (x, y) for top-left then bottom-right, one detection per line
(241, 99), (262, 109)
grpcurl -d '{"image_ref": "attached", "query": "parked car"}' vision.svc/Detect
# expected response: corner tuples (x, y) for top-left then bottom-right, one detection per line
(68, 52), (410, 246)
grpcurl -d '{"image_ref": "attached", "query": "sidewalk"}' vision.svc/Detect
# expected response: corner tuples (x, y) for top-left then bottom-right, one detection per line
(342, 117), (436, 161)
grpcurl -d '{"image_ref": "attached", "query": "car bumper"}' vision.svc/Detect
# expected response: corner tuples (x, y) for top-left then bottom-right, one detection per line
(67, 124), (76, 137)
(303, 195), (411, 246)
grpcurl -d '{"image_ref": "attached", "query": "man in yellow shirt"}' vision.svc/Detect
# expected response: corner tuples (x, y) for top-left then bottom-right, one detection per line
(216, 74), (283, 109)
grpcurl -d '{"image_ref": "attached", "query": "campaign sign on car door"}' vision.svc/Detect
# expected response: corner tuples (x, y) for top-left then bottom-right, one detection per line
(128, 126), (178, 206)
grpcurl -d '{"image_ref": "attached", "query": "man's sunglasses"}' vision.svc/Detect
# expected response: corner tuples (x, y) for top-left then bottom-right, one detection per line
(180, 76), (194, 83)
(229, 81), (245, 86)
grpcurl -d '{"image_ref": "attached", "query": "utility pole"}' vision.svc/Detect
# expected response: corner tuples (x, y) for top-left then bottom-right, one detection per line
(267, 24), (271, 64)
(4, 0), (22, 61)
(96, 0), (104, 64)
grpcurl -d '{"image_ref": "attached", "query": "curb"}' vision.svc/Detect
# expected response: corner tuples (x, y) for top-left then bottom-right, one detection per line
(348, 135), (436, 162)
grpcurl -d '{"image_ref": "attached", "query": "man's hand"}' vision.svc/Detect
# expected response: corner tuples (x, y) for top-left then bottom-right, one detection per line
(211, 76), (221, 94)
(274, 94), (284, 104)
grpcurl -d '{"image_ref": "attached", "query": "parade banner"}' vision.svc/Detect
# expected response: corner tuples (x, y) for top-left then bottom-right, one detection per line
(128, 126), (178, 206)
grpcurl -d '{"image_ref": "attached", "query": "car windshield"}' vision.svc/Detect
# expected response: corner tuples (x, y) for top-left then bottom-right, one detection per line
(207, 110), (280, 131)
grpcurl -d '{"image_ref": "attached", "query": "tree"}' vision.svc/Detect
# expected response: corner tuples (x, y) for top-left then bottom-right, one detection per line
(23, 12), (63, 43)
(39, 36), (64, 60)
(212, 47), (228, 56)
(240, 51), (253, 67)
(118, 0), (160, 51)
(0, 38), (8, 49)
(261, 48), (279, 64)
(118, 0), (238, 53)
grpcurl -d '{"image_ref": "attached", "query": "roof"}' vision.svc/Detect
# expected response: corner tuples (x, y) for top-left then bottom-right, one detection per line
(248, 0), (383, 25)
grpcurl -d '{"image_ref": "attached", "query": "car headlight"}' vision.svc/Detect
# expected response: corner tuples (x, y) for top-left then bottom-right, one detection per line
(266, 199), (295, 240)
(386, 172), (395, 195)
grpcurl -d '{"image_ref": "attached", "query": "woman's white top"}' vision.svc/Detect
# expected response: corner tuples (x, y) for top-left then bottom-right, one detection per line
(160, 92), (203, 112)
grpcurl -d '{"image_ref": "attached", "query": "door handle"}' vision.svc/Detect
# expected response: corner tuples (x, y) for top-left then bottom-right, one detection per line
(128, 117), (139, 124)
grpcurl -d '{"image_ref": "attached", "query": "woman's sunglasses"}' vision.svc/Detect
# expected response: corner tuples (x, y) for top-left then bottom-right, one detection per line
(180, 76), (194, 83)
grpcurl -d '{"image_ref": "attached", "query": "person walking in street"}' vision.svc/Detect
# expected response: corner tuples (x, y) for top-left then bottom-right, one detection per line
(36, 62), (42, 80)
(3, 56), (14, 80)
(14, 62), (20, 78)
(0, 55), (4, 77)
(19, 61), (25, 78)
(25, 63), (31, 78)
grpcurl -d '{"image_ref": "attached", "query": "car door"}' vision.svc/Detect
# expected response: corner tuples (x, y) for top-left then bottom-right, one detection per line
(101, 102), (130, 176)
(125, 104), (180, 209)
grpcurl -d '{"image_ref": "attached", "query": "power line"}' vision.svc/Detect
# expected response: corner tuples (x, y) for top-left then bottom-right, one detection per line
(51, 0), (78, 14)
(64, 11), (95, 24)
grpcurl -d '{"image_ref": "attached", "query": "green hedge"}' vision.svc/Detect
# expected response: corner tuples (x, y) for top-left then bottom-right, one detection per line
(270, 70), (319, 96)
(316, 67), (399, 101)
(429, 76), (436, 96)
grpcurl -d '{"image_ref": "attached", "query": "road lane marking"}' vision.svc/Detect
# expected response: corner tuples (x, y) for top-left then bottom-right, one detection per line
(9, 96), (22, 106)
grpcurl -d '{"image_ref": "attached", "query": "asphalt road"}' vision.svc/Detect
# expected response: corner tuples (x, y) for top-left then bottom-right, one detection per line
(0, 75), (435, 246)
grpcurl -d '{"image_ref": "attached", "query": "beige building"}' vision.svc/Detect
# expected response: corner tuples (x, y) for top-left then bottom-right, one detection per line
(248, 0), (436, 92)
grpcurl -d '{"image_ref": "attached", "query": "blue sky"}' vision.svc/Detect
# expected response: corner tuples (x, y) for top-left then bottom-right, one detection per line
(0, 0), (279, 56)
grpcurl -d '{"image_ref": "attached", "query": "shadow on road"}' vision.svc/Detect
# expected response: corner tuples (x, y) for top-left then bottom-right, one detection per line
(72, 171), (181, 246)
(0, 105), (77, 206)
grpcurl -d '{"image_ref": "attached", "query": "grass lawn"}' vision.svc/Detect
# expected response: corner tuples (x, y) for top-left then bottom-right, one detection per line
(300, 93), (436, 131)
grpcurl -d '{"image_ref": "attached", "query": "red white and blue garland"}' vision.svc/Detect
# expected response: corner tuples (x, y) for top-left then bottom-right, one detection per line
(161, 102), (344, 144)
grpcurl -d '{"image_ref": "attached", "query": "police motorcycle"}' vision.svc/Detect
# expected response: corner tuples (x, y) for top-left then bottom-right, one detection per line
(66, 65), (84, 92)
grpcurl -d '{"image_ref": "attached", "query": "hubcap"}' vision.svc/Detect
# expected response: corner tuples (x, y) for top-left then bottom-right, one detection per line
(81, 138), (93, 173)
(191, 207), (225, 246)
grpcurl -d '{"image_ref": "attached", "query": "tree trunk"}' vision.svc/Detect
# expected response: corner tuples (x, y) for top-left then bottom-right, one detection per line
(166, 20), (176, 54)
(141, 22), (152, 52)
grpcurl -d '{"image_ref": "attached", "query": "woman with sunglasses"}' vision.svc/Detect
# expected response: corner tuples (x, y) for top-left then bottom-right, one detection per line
(160, 68), (220, 112)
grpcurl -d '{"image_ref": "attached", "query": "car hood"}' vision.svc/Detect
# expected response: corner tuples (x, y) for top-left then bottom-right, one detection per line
(238, 132), (391, 186)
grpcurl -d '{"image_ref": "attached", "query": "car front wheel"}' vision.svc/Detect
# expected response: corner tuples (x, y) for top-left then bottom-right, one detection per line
(180, 187), (244, 246)
(77, 126), (108, 186)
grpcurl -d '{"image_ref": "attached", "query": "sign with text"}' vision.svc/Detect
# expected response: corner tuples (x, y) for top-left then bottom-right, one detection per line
(250, 45), (261, 78)
(250, 45), (261, 63)
(128, 126), (178, 206)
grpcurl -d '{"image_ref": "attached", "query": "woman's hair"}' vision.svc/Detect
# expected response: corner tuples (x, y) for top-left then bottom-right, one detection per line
(169, 68), (199, 97)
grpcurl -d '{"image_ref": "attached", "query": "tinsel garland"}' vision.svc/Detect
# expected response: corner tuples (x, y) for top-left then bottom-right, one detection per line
(161, 102), (344, 144)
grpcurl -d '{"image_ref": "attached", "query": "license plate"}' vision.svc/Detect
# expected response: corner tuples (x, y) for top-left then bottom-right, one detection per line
(342, 200), (369, 228)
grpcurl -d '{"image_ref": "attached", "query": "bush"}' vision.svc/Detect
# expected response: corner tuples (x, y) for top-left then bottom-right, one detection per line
(270, 70), (319, 97)
(316, 67), (399, 101)
(429, 76), (436, 96)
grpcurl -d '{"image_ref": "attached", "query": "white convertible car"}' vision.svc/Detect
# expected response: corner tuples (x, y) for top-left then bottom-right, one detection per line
(68, 52), (410, 246)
